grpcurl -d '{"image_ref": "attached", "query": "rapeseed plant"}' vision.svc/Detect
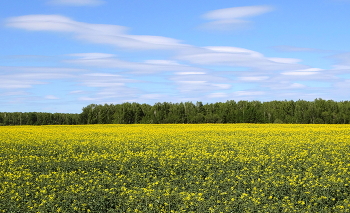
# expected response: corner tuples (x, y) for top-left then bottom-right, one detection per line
(0, 124), (350, 212)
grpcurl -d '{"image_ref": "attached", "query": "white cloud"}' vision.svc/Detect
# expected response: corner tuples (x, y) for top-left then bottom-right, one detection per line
(200, 5), (274, 31)
(326, 52), (350, 72)
(264, 82), (306, 90)
(273, 45), (326, 52)
(199, 19), (250, 31)
(79, 86), (140, 102)
(177, 46), (307, 71)
(170, 74), (232, 94)
(282, 71), (318, 76)
(212, 83), (231, 89)
(6, 15), (185, 50)
(0, 66), (86, 73)
(207, 93), (229, 98)
(76, 73), (141, 102)
(290, 83), (306, 88)
(78, 97), (98, 101)
(0, 91), (30, 96)
(80, 73), (137, 88)
(170, 73), (230, 83)
(48, 0), (105, 6)
(330, 52), (350, 66)
(77, 34), (185, 50)
(281, 68), (324, 76)
(6, 12), (347, 106)
(5, 15), (308, 73)
(69, 90), (84, 94)
(144, 60), (181, 66)
(332, 65), (350, 70)
(206, 46), (263, 57)
(203, 6), (273, 20)
(45, 95), (59, 99)
(69, 53), (115, 59)
(233, 91), (265, 96)
(301, 68), (324, 72)
(66, 53), (205, 74)
(0, 66), (85, 89)
(139, 94), (166, 100)
(268, 57), (301, 64)
(0, 78), (43, 89)
(6, 15), (126, 33)
(179, 80), (206, 84)
(334, 79), (350, 91)
(175, 72), (206, 75)
(238, 76), (269, 81)
(175, 80), (231, 93)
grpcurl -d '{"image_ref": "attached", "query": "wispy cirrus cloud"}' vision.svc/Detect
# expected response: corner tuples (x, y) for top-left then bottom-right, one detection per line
(0, 66), (86, 74)
(80, 73), (138, 88)
(5, 15), (126, 34)
(44, 95), (60, 99)
(77, 73), (141, 102)
(200, 5), (274, 31)
(272, 45), (329, 53)
(329, 52), (350, 70)
(238, 76), (269, 81)
(47, 0), (105, 6)
(177, 46), (306, 71)
(170, 73), (232, 94)
(264, 82), (306, 90)
(5, 15), (309, 73)
(0, 66), (86, 89)
(281, 68), (324, 76)
(232, 90), (266, 98)
(5, 13), (347, 105)
(5, 15), (186, 51)
(65, 53), (205, 74)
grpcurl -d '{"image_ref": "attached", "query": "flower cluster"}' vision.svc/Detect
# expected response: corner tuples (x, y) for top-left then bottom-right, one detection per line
(1, 124), (350, 212)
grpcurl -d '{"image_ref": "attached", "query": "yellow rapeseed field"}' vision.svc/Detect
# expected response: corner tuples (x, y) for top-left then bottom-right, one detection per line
(1, 124), (350, 212)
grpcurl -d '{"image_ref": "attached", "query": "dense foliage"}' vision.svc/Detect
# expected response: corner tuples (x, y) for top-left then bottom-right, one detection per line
(1, 98), (350, 125)
(1, 124), (350, 212)
(0, 112), (80, 126)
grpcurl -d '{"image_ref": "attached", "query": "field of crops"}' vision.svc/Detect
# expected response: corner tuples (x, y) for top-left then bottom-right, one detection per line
(1, 124), (350, 212)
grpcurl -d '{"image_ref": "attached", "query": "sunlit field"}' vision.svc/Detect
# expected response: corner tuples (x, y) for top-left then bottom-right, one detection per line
(1, 124), (350, 212)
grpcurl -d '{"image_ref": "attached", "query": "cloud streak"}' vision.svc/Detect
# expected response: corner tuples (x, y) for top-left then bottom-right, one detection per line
(177, 46), (307, 71)
(5, 14), (309, 73)
(200, 5), (274, 31)
(65, 53), (205, 74)
(272, 45), (327, 53)
(6, 15), (186, 50)
(3, 11), (350, 108)
(47, 0), (105, 6)
(0, 66), (86, 89)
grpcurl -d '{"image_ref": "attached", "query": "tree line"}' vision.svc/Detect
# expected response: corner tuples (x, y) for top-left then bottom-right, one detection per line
(1, 99), (350, 125)
(0, 112), (81, 126)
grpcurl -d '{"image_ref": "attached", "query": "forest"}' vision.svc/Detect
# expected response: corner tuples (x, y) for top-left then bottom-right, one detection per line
(1, 98), (350, 125)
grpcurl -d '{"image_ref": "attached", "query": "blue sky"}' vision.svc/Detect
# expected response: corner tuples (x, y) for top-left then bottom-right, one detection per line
(1, 0), (350, 113)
